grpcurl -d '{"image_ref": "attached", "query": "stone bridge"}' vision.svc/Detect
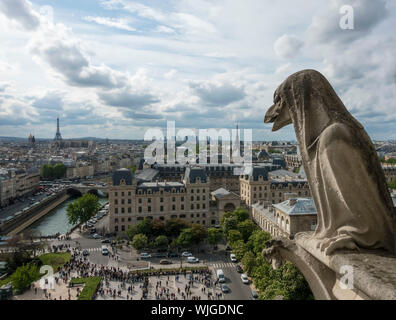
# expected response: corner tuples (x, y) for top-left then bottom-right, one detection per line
(67, 184), (108, 197)
(263, 232), (396, 300)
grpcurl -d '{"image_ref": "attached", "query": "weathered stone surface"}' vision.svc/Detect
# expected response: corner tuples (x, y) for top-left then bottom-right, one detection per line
(264, 69), (396, 255)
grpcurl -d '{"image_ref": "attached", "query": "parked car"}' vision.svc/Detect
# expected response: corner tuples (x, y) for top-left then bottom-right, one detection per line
(93, 233), (100, 239)
(251, 290), (259, 300)
(82, 249), (89, 256)
(155, 252), (167, 258)
(241, 274), (249, 284)
(225, 245), (232, 251)
(159, 259), (172, 265)
(101, 239), (111, 243)
(221, 284), (229, 293)
(236, 265), (243, 273)
(230, 253), (237, 262)
(187, 257), (199, 263)
(181, 252), (192, 257)
(168, 252), (179, 258)
(140, 253), (152, 259)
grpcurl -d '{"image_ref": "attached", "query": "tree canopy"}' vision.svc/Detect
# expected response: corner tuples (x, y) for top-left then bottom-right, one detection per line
(40, 163), (67, 180)
(66, 193), (100, 225)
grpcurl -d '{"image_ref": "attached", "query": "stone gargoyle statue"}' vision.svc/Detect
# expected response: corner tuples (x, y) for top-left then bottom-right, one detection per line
(264, 69), (396, 255)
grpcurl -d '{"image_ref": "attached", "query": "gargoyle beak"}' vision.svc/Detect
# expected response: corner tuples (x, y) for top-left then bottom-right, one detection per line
(264, 104), (277, 124)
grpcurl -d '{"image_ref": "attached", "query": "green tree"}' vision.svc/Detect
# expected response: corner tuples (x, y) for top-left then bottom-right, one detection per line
(131, 234), (148, 251)
(247, 230), (271, 255)
(53, 163), (67, 179)
(237, 219), (257, 242)
(125, 225), (137, 241)
(241, 251), (256, 275)
(177, 228), (194, 247)
(165, 219), (189, 237)
(190, 223), (208, 244)
(150, 219), (165, 237)
(66, 193), (100, 225)
(227, 230), (243, 244)
(233, 207), (250, 223)
(135, 218), (153, 236)
(220, 214), (238, 236)
(207, 228), (223, 248)
(10, 264), (39, 293)
(388, 180), (396, 190)
(154, 235), (168, 248)
(231, 240), (248, 260)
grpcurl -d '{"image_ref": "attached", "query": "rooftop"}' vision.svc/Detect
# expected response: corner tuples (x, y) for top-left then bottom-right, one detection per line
(273, 198), (317, 216)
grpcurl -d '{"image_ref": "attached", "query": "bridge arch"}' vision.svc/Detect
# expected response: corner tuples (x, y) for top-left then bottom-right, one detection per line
(67, 188), (82, 197)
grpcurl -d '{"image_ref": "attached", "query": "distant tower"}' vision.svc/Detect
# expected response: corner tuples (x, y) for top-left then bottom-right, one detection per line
(28, 133), (35, 146)
(54, 118), (62, 141)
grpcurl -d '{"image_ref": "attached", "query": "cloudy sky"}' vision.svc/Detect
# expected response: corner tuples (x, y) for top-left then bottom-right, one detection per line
(0, 0), (395, 140)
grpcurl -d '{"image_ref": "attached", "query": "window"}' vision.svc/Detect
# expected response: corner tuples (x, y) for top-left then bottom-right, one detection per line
(114, 199), (118, 205)
(121, 225), (125, 232)
(121, 199), (125, 205)
(202, 204), (205, 209)
(128, 191), (131, 196)
(191, 214), (194, 218)
(128, 217), (131, 222)
(114, 218), (118, 224)
(128, 207), (131, 213)
(181, 197), (184, 202)
(160, 206), (164, 212)
(191, 204), (194, 210)
(160, 198), (164, 203)
(172, 197), (175, 202)
(203, 195), (206, 200)
(115, 226), (118, 232)
(148, 198), (151, 203)
(115, 192), (118, 196)
(202, 213), (206, 217)
(196, 213), (200, 217)
(191, 196), (194, 201)
(121, 192), (124, 197)
(138, 198), (142, 203)
(180, 214), (186, 218)
(128, 199), (131, 204)
(121, 208), (125, 214)
(138, 207), (142, 213)
(148, 206), (151, 212)
(121, 218), (125, 222)
(197, 204), (200, 209)
(197, 189), (200, 193)
(137, 217), (143, 221)
(172, 205), (175, 210)
(115, 208), (118, 214)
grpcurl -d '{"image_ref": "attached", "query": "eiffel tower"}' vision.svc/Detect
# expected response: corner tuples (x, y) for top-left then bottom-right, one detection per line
(54, 118), (63, 141)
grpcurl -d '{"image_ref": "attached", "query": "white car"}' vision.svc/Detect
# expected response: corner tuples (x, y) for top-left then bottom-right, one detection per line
(140, 253), (152, 259)
(230, 253), (237, 262)
(241, 274), (249, 284)
(181, 252), (192, 257)
(93, 233), (100, 239)
(187, 257), (199, 263)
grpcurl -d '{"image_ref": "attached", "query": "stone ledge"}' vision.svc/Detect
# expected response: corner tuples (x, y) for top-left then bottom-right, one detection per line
(295, 232), (396, 300)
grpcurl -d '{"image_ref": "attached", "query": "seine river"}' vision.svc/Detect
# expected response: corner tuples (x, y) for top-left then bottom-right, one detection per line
(26, 197), (107, 237)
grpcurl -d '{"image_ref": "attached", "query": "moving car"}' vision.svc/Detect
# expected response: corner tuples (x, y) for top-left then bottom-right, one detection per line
(101, 246), (109, 256)
(187, 257), (199, 263)
(101, 239), (111, 243)
(251, 290), (259, 300)
(230, 253), (237, 262)
(83, 249), (89, 256)
(236, 265), (243, 273)
(216, 269), (225, 283)
(140, 253), (152, 259)
(93, 233), (100, 239)
(181, 252), (192, 257)
(241, 274), (249, 284)
(159, 259), (172, 265)
(221, 284), (229, 293)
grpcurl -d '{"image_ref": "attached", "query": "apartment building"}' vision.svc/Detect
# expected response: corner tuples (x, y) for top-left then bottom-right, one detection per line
(108, 167), (215, 234)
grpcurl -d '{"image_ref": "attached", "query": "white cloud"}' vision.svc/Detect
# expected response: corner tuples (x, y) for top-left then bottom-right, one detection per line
(83, 16), (136, 32)
(274, 34), (304, 59)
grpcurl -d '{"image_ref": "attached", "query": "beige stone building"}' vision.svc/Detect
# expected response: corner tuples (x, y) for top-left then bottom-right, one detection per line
(252, 196), (317, 239)
(383, 165), (396, 183)
(109, 167), (219, 234)
(209, 188), (241, 226)
(240, 165), (310, 206)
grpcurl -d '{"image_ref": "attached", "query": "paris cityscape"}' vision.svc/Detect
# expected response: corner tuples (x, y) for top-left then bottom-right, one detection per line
(1, 0), (396, 310)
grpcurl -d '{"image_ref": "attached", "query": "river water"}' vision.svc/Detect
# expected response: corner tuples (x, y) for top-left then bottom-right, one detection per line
(26, 197), (107, 237)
